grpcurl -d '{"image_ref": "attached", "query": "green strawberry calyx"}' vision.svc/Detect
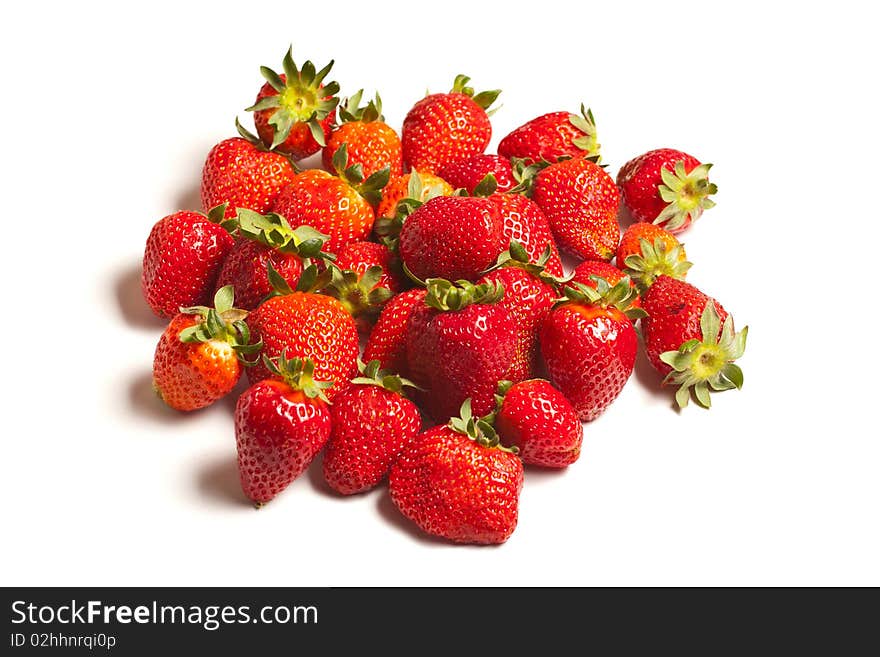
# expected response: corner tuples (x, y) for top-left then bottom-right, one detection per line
(491, 239), (573, 287)
(557, 278), (646, 321)
(263, 351), (334, 403)
(245, 47), (340, 150)
(350, 359), (421, 394)
(424, 278), (505, 312)
(374, 171), (449, 250)
(265, 261), (333, 298)
(659, 302), (748, 410)
(178, 286), (263, 364)
(449, 74), (501, 115)
(330, 143), (391, 206)
(655, 161), (718, 231)
(623, 236), (693, 290)
(227, 209), (334, 263)
(338, 89), (384, 124)
(568, 104), (601, 160)
(448, 399), (518, 454)
(322, 264), (393, 319)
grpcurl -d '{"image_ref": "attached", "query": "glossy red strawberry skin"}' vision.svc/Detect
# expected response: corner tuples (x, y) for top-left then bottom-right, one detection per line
(214, 240), (303, 311)
(571, 261), (641, 312)
(532, 157), (620, 261)
(389, 426), (523, 544)
(402, 93), (491, 174)
(617, 148), (702, 225)
(477, 267), (556, 382)
(495, 379), (583, 468)
(540, 303), (637, 421)
(323, 384), (422, 495)
(438, 154), (515, 194)
(323, 121), (403, 180)
(235, 379), (331, 504)
(253, 78), (335, 160)
(336, 241), (404, 294)
(245, 292), (359, 397)
(363, 289), (427, 374)
(641, 275), (729, 375)
(272, 170), (375, 253)
(153, 314), (242, 411)
(406, 301), (516, 421)
(498, 111), (587, 163)
(488, 193), (563, 277)
(142, 211), (235, 318)
(398, 196), (505, 282)
(200, 138), (297, 218)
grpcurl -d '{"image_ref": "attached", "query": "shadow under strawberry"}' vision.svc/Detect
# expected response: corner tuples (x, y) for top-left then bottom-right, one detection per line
(113, 261), (165, 330)
(195, 454), (252, 508)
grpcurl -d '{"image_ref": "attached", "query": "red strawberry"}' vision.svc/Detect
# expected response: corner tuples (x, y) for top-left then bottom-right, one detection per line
(398, 195), (505, 282)
(493, 379), (582, 468)
(402, 74), (500, 173)
(323, 360), (422, 495)
(363, 288), (427, 374)
(540, 278), (642, 421)
(498, 105), (601, 164)
(616, 222), (691, 289)
(153, 286), (261, 411)
(200, 121), (298, 218)
(477, 242), (560, 382)
(272, 144), (389, 252)
(322, 90), (403, 179)
(389, 400), (523, 545)
(571, 260), (641, 312)
(527, 157), (621, 261)
(246, 48), (340, 159)
(214, 210), (331, 310)
(141, 205), (235, 318)
(641, 276), (747, 408)
(617, 148), (717, 233)
(406, 279), (516, 421)
(438, 154), (515, 194)
(235, 353), (333, 505)
(335, 240), (405, 295)
(474, 175), (563, 278)
(245, 271), (359, 397)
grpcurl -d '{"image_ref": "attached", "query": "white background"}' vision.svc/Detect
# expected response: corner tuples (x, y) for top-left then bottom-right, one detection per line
(1, 1), (877, 586)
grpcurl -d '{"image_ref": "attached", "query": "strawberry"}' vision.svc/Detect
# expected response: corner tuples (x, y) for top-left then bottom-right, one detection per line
(493, 379), (582, 468)
(235, 353), (333, 505)
(525, 156), (621, 261)
(322, 90), (403, 180)
(406, 279), (516, 421)
(271, 144), (389, 253)
(477, 242), (560, 382)
(616, 222), (691, 290)
(335, 240), (405, 296)
(402, 74), (500, 173)
(153, 286), (261, 411)
(244, 268), (359, 396)
(617, 148), (717, 233)
(375, 170), (452, 221)
(571, 260), (641, 312)
(438, 154), (515, 194)
(498, 105), (601, 164)
(398, 195), (505, 282)
(473, 175), (563, 278)
(640, 276), (747, 408)
(214, 210), (331, 311)
(323, 360), (422, 495)
(246, 47), (340, 159)
(540, 278), (642, 421)
(363, 288), (427, 374)
(389, 400), (523, 544)
(200, 121), (298, 218)
(141, 205), (235, 318)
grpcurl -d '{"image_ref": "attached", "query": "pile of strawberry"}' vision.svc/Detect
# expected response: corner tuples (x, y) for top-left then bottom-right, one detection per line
(141, 48), (748, 545)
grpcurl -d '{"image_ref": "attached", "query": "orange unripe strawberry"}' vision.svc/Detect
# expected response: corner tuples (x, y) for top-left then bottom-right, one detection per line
(616, 222), (691, 289)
